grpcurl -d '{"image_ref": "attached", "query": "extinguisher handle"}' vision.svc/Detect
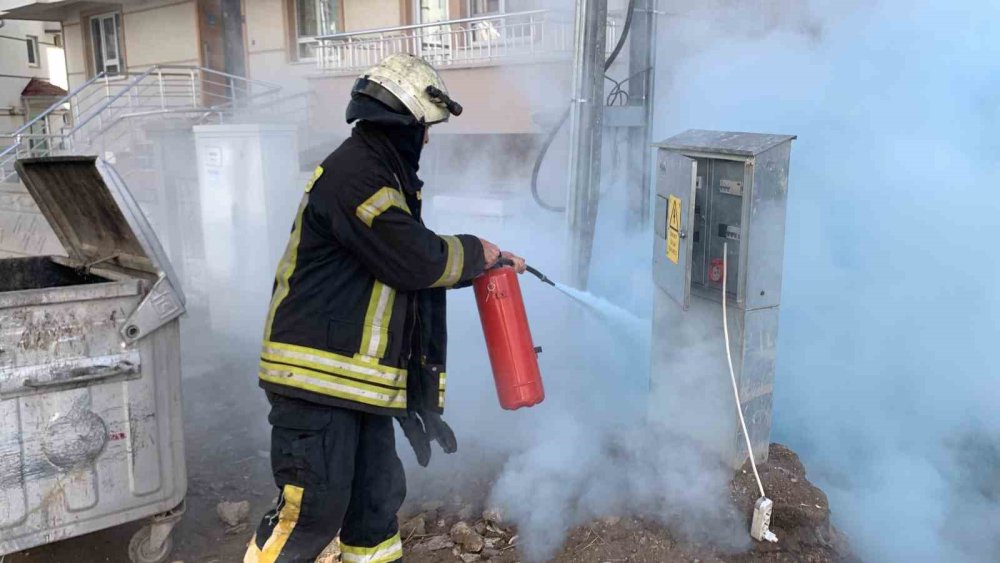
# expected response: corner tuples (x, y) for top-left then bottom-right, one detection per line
(489, 257), (515, 270)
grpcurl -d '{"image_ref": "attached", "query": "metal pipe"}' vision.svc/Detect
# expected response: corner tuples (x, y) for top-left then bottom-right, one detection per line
(626, 0), (657, 226)
(566, 0), (608, 289)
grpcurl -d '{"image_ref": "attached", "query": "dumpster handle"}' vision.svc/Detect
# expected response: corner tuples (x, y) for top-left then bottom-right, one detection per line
(24, 361), (139, 389)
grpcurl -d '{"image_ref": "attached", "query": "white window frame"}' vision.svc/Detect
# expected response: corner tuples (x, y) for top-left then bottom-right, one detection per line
(466, 0), (535, 46)
(26, 35), (40, 67)
(414, 0), (451, 53)
(294, 0), (340, 61)
(468, 0), (503, 17)
(89, 11), (124, 77)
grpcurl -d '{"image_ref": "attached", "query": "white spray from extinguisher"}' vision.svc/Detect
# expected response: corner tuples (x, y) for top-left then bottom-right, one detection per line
(551, 282), (641, 332)
(524, 264), (642, 333)
(722, 242), (778, 543)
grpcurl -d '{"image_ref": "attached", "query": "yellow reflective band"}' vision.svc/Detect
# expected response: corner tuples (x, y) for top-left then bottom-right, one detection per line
(431, 235), (464, 288)
(438, 372), (447, 409)
(256, 485), (303, 562)
(356, 186), (411, 227)
(304, 165), (324, 192)
(260, 365), (407, 409)
(341, 533), (403, 563)
(262, 342), (406, 387)
(360, 281), (396, 358)
(263, 342), (406, 376)
(244, 536), (261, 562)
(260, 352), (404, 389)
(263, 194), (309, 342)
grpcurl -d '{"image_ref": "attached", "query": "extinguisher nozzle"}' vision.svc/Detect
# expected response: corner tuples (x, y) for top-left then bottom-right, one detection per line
(525, 265), (556, 286)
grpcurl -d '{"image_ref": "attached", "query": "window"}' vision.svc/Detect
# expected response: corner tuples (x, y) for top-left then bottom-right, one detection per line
(418, 0), (448, 23)
(468, 0), (535, 16)
(467, 0), (535, 43)
(295, 0), (340, 59)
(416, 0), (449, 51)
(90, 12), (124, 76)
(26, 35), (39, 67)
(468, 0), (500, 16)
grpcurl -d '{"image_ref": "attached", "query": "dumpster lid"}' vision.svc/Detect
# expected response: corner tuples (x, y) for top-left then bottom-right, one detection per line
(14, 156), (180, 283)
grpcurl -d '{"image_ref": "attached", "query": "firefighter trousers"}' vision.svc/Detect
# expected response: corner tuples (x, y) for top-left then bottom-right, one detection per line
(244, 392), (406, 563)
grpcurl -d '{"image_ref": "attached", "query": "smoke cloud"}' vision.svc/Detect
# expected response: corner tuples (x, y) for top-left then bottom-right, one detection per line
(653, 1), (1000, 561)
(412, 1), (1000, 561)
(147, 0), (999, 560)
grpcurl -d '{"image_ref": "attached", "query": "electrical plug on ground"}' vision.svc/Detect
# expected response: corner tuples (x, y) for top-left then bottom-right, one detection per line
(751, 497), (778, 543)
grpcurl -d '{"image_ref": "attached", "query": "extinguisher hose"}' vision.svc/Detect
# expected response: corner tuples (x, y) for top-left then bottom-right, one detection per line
(723, 242), (767, 500)
(525, 265), (555, 286)
(488, 257), (557, 288)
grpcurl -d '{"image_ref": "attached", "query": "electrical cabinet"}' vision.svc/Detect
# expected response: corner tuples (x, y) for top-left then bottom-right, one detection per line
(192, 123), (300, 346)
(649, 130), (795, 468)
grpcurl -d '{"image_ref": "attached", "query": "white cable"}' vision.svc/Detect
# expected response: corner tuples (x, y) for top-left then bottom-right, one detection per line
(722, 242), (766, 499)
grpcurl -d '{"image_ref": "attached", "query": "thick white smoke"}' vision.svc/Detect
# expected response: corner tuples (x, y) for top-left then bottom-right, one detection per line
(158, 0), (999, 560)
(653, 1), (1000, 561)
(411, 1), (1000, 562)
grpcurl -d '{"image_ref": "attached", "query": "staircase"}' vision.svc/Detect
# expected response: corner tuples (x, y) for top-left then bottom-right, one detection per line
(0, 66), (317, 264)
(0, 65), (285, 183)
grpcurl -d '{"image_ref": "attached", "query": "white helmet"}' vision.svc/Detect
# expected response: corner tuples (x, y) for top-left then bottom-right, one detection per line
(353, 53), (462, 125)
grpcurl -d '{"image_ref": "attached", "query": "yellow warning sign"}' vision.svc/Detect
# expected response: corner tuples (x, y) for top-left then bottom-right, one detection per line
(666, 230), (680, 264)
(666, 195), (682, 264)
(668, 195), (682, 231)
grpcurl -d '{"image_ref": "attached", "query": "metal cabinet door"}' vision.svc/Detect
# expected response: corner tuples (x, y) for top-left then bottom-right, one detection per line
(653, 150), (697, 309)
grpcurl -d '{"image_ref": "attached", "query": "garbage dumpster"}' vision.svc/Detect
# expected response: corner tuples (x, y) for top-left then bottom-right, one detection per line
(0, 157), (187, 563)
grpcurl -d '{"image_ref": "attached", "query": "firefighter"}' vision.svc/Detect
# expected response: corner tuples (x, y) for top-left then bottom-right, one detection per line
(244, 53), (526, 563)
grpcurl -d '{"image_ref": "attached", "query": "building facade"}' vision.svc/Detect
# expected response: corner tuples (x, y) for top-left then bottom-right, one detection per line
(0, 19), (66, 145)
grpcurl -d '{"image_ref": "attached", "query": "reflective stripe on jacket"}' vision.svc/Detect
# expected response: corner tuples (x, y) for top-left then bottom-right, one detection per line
(259, 125), (484, 416)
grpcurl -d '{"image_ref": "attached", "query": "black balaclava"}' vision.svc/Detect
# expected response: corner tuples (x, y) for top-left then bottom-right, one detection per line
(346, 93), (426, 191)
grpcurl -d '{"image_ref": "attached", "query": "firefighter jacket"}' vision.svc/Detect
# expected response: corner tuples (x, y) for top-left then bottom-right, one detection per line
(258, 123), (485, 417)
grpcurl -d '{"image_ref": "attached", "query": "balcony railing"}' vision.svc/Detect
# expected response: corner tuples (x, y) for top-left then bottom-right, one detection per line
(314, 9), (618, 74)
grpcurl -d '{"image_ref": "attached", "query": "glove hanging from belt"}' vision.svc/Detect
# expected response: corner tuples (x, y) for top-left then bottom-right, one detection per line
(396, 410), (456, 467)
(396, 359), (457, 466)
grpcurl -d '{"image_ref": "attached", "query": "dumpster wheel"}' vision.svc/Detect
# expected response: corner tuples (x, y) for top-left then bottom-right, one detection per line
(128, 500), (185, 563)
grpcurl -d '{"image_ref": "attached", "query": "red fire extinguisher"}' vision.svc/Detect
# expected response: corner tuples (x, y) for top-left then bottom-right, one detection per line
(473, 263), (545, 410)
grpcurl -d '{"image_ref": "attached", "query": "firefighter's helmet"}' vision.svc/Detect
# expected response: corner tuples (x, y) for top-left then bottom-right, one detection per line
(352, 53), (462, 125)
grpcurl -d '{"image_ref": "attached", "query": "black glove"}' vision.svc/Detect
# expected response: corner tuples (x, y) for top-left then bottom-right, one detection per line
(396, 410), (457, 467)
(396, 414), (431, 466)
(422, 411), (457, 454)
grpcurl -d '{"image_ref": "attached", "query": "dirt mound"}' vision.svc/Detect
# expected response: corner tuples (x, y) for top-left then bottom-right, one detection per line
(404, 444), (858, 563)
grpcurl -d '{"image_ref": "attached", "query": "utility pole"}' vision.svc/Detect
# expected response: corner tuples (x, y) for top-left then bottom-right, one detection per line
(627, 0), (657, 227)
(566, 0), (608, 289)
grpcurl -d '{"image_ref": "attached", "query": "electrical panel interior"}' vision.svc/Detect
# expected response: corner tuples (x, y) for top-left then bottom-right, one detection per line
(689, 157), (746, 300)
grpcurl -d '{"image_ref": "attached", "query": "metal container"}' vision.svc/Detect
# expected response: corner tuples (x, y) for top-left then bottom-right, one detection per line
(0, 157), (187, 563)
(648, 130), (795, 469)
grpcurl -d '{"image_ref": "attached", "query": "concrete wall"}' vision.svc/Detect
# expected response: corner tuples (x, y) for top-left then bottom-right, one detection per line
(244, 0), (313, 92)
(343, 0), (400, 31)
(122, 1), (200, 68)
(62, 0), (199, 90)
(307, 59), (572, 137)
(0, 20), (66, 135)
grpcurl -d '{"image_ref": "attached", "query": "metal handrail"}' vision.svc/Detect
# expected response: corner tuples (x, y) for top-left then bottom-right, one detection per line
(62, 67), (160, 137)
(3, 72), (108, 139)
(1, 64), (284, 182)
(315, 9), (550, 40)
